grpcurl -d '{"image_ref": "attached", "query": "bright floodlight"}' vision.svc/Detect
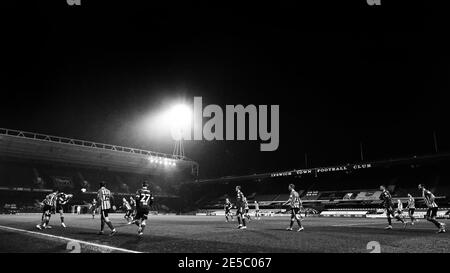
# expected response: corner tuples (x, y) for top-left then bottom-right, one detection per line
(165, 104), (192, 140)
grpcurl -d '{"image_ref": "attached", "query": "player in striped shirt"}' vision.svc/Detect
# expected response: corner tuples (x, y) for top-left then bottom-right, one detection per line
(254, 201), (260, 220)
(418, 184), (446, 233)
(395, 199), (406, 222)
(97, 182), (117, 236)
(285, 184), (304, 232)
(235, 186), (247, 229)
(379, 185), (406, 230)
(406, 194), (417, 225)
(129, 196), (137, 220)
(122, 197), (133, 223)
(36, 188), (59, 230)
(243, 197), (251, 221)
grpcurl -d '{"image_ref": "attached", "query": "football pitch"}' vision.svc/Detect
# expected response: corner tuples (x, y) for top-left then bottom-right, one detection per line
(0, 214), (448, 253)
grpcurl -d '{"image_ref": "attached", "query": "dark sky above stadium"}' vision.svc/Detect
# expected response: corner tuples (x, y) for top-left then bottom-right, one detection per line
(2, 2), (448, 178)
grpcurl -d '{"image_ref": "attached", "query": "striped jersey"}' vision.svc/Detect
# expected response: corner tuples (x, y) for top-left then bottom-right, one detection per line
(123, 199), (132, 210)
(422, 189), (438, 208)
(43, 192), (58, 206)
(243, 198), (249, 210)
(407, 196), (415, 209)
(288, 190), (302, 209)
(129, 198), (136, 208)
(397, 200), (403, 211)
(97, 187), (112, 210)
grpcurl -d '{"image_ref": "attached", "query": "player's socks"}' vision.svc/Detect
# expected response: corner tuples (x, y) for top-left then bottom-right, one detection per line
(290, 220), (294, 229)
(296, 220), (302, 228)
(242, 218), (246, 227)
(237, 217), (241, 225)
(428, 219), (441, 228)
(387, 217), (392, 226)
(60, 217), (64, 223)
(106, 221), (115, 231)
(101, 220), (105, 232)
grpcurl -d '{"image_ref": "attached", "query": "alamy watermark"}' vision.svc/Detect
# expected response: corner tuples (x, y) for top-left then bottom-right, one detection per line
(171, 97), (279, 152)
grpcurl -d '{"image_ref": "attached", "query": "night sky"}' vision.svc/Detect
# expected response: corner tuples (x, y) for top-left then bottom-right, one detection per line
(3, 2), (447, 178)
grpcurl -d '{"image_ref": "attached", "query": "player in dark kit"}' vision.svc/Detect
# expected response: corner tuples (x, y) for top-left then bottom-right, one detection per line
(406, 194), (417, 225)
(97, 182), (117, 236)
(418, 184), (446, 233)
(36, 188), (59, 230)
(132, 181), (154, 236)
(379, 185), (407, 230)
(55, 192), (73, 228)
(224, 198), (233, 222)
(285, 184), (304, 232)
(235, 186), (247, 229)
(90, 198), (97, 219)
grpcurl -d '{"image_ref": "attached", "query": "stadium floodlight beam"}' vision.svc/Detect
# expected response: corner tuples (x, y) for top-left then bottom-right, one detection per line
(162, 103), (192, 159)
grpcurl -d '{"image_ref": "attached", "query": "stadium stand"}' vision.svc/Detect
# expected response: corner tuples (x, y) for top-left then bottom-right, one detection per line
(189, 154), (450, 217)
(0, 129), (197, 214)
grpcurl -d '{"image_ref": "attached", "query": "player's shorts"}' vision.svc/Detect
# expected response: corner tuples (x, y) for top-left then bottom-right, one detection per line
(408, 208), (415, 215)
(291, 207), (300, 216)
(426, 207), (438, 218)
(135, 207), (149, 220)
(235, 205), (244, 215)
(101, 209), (110, 218)
(42, 205), (53, 216)
(225, 208), (231, 214)
(385, 207), (394, 216)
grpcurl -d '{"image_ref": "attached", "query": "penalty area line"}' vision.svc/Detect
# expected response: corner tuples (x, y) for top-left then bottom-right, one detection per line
(0, 224), (142, 253)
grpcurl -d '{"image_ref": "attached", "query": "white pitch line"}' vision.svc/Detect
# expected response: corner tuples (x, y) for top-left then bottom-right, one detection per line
(332, 222), (385, 227)
(0, 225), (142, 253)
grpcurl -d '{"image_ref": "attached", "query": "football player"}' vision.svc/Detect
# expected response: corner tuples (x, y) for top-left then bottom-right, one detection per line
(243, 197), (251, 221)
(418, 184), (446, 233)
(379, 185), (407, 230)
(406, 194), (417, 225)
(97, 182), (116, 236)
(254, 201), (260, 220)
(90, 198), (97, 219)
(122, 197), (134, 223)
(36, 188), (59, 230)
(285, 184), (304, 232)
(224, 198), (233, 222)
(55, 191), (73, 228)
(132, 181), (154, 236)
(235, 186), (247, 229)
